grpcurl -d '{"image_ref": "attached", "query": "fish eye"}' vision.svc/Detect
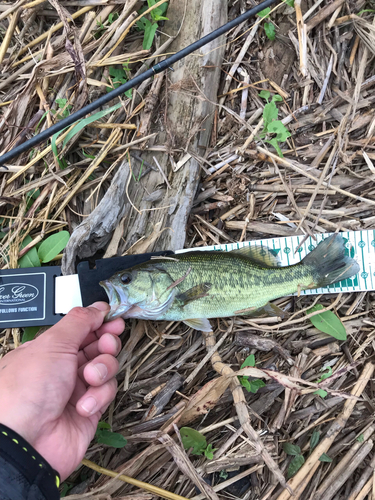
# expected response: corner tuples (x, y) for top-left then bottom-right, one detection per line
(121, 273), (132, 285)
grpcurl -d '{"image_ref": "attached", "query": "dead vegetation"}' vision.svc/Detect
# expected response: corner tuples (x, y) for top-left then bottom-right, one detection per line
(1, 0), (375, 498)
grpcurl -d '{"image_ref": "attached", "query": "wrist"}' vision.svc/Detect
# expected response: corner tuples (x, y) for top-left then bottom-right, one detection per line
(0, 423), (60, 499)
(0, 412), (37, 448)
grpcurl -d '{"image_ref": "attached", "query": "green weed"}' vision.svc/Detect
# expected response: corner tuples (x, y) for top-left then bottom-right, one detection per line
(51, 98), (72, 120)
(136, 0), (168, 50)
(106, 66), (132, 98)
(95, 421), (127, 448)
(259, 90), (290, 157)
(180, 427), (217, 460)
(238, 354), (266, 393)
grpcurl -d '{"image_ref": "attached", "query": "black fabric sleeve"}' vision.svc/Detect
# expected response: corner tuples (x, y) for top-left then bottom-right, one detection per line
(0, 423), (60, 500)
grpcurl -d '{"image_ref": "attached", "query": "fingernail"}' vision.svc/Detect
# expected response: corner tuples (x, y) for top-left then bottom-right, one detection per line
(89, 302), (109, 312)
(94, 363), (108, 380)
(81, 396), (97, 414)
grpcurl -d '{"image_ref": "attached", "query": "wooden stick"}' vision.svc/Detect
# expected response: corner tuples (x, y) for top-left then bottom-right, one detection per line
(204, 330), (290, 492)
(306, 0), (345, 32)
(82, 458), (189, 500)
(276, 362), (374, 500)
(0, 9), (20, 64)
(257, 146), (375, 206)
(16, 6), (93, 57)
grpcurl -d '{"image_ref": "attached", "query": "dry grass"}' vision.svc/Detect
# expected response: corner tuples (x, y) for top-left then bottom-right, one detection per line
(1, 0), (375, 498)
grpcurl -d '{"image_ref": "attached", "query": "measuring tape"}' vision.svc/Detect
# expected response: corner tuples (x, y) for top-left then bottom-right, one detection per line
(176, 230), (375, 295)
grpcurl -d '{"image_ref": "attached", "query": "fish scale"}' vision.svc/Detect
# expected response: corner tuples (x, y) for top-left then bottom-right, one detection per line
(155, 251), (316, 320)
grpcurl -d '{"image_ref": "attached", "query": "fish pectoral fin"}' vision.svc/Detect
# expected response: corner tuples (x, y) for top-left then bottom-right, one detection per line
(260, 302), (286, 318)
(230, 245), (281, 267)
(183, 318), (212, 332)
(177, 283), (211, 306)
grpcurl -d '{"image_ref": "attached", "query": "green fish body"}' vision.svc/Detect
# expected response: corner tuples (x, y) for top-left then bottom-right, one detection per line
(100, 234), (359, 331)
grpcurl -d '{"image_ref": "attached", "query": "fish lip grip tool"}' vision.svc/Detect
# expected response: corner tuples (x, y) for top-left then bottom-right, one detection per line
(0, 230), (372, 329)
(0, 251), (173, 328)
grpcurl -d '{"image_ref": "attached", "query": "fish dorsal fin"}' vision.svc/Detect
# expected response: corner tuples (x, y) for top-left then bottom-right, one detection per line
(183, 318), (212, 332)
(230, 245), (281, 267)
(177, 283), (211, 306)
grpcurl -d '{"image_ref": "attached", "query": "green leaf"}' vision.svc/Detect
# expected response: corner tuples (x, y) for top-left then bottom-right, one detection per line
(258, 7), (271, 17)
(263, 101), (278, 128)
(18, 235), (40, 268)
(51, 125), (70, 168)
(156, 1), (169, 15)
(108, 12), (119, 24)
(272, 94), (283, 102)
(136, 18), (147, 31)
(109, 66), (127, 83)
(55, 98), (68, 108)
(357, 434), (364, 442)
(316, 367), (332, 383)
(358, 8), (375, 14)
(60, 482), (74, 497)
(266, 138), (284, 157)
(62, 102), (122, 149)
(95, 430), (127, 448)
(259, 90), (271, 101)
(82, 149), (96, 159)
(314, 389), (328, 398)
(22, 326), (40, 343)
(180, 427), (207, 455)
(37, 231), (70, 263)
(239, 376), (252, 392)
(285, 0), (295, 7)
(26, 187), (40, 200)
(307, 304), (347, 340)
(283, 443), (301, 456)
(248, 379), (266, 393)
(143, 20), (158, 50)
(54, 98), (72, 119)
(106, 68), (132, 98)
(204, 443), (217, 460)
(0, 231), (6, 239)
(266, 120), (291, 141)
(288, 454), (305, 477)
(149, 0), (169, 20)
(319, 453), (333, 463)
(97, 421), (111, 430)
(135, 17), (146, 31)
(310, 430), (320, 450)
(241, 354), (255, 369)
(264, 22), (276, 41)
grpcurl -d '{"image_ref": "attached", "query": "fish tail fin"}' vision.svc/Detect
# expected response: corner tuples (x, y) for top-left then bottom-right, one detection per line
(302, 234), (359, 288)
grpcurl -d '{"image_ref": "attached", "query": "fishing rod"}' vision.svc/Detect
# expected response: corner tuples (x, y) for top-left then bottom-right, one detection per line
(0, 0), (279, 167)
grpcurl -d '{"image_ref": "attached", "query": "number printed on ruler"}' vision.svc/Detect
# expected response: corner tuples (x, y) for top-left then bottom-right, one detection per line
(176, 230), (375, 295)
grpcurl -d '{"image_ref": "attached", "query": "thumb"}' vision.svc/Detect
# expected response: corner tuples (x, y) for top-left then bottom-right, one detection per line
(46, 302), (109, 351)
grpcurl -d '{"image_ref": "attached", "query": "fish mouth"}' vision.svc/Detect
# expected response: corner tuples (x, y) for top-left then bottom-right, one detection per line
(99, 280), (132, 321)
(99, 280), (120, 305)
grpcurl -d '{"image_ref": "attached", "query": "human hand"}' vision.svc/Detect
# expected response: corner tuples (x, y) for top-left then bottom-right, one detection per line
(0, 302), (124, 480)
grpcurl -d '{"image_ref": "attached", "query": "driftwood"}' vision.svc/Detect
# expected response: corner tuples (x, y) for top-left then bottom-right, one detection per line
(117, 0), (227, 254)
(62, 161), (129, 274)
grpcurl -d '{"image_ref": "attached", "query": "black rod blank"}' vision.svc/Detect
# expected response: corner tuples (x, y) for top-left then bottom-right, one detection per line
(0, 0), (279, 167)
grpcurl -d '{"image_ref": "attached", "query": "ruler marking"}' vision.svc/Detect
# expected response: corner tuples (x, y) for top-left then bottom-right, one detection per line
(175, 230), (374, 294)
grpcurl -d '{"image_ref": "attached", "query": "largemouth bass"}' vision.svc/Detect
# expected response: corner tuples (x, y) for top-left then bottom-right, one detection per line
(100, 234), (359, 331)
